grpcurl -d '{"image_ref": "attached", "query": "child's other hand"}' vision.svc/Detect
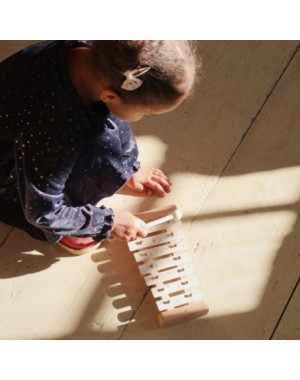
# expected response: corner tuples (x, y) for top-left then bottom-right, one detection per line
(111, 211), (148, 242)
(127, 167), (172, 197)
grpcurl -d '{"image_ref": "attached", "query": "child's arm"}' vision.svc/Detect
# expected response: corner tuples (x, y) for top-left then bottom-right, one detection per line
(15, 128), (114, 242)
(126, 166), (172, 197)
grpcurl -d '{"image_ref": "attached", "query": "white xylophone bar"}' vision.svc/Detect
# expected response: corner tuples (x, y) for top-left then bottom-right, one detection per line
(156, 288), (203, 312)
(138, 250), (192, 276)
(146, 217), (181, 234)
(151, 276), (199, 299)
(128, 228), (184, 252)
(146, 213), (176, 228)
(144, 263), (196, 286)
(133, 239), (187, 263)
(129, 205), (209, 328)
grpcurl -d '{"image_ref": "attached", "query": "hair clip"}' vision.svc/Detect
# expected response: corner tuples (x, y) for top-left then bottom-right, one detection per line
(121, 66), (151, 91)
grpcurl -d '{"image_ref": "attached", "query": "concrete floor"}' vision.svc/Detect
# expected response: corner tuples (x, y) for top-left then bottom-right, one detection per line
(0, 41), (299, 339)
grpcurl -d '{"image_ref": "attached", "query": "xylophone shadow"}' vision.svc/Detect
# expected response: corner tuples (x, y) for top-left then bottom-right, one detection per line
(91, 204), (209, 331)
(91, 238), (156, 330)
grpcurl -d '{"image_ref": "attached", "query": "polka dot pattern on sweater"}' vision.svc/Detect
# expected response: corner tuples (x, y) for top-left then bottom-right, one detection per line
(0, 41), (140, 243)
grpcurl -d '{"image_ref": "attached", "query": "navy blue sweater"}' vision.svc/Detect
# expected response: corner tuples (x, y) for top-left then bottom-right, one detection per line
(0, 41), (139, 243)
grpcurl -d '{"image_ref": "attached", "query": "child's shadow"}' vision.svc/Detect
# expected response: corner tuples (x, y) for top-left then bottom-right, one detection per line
(0, 227), (69, 279)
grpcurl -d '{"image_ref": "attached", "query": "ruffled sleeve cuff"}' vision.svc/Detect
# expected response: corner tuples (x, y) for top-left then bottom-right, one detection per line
(93, 206), (114, 242)
(132, 160), (140, 173)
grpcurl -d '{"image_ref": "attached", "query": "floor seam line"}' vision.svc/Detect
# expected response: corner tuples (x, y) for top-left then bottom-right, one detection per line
(218, 43), (300, 180)
(118, 288), (151, 339)
(0, 227), (14, 248)
(188, 44), (300, 231)
(269, 276), (300, 340)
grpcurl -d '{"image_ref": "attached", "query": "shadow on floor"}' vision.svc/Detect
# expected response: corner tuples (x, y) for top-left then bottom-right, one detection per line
(0, 41), (299, 339)
(0, 227), (72, 279)
(54, 199), (299, 339)
(57, 238), (156, 339)
(132, 42), (299, 178)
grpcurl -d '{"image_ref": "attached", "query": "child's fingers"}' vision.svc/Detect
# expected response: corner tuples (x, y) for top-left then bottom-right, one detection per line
(153, 168), (168, 179)
(130, 219), (148, 240)
(132, 180), (144, 191)
(136, 227), (148, 238)
(112, 213), (148, 241)
(152, 175), (172, 192)
(153, 169), (172, 184)
(128, 180), (153, 196)
(128, 180), (144, 193)
(145, 180), (167, 197)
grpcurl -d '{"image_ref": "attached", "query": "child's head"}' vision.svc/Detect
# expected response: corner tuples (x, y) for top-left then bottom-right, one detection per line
(90, 40), (200, 121)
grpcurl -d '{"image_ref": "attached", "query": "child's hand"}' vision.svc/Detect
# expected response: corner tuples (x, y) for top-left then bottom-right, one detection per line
(111, 211), (148, 241)
(127, 167), (172, 197)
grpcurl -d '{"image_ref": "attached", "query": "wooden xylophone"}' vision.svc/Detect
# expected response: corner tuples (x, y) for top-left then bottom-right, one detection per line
(128, 205), (209, 328)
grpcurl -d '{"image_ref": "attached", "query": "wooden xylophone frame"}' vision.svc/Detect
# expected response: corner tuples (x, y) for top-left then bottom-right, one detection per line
(128, 205), (209, 328)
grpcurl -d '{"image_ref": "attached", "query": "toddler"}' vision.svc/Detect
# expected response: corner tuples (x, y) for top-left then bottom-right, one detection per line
(0, 40), (198, 254)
